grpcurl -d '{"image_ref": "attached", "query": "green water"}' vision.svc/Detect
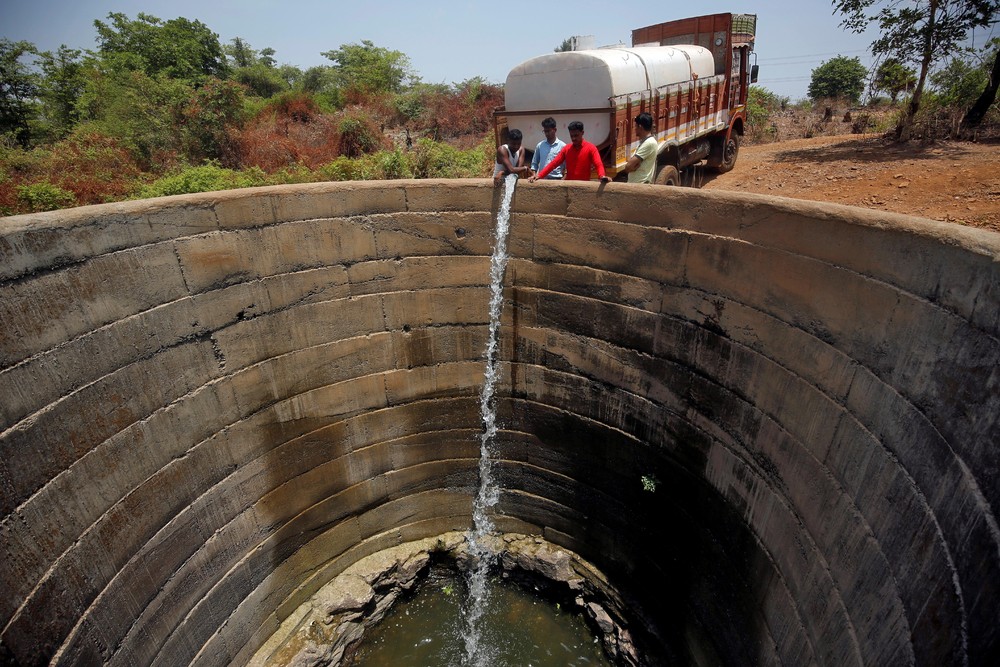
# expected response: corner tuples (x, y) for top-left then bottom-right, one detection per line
(345, 567), (613, 667)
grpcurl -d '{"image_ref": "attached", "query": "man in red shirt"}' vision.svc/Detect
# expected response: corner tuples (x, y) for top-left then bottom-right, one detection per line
(528, 121), (610, 183)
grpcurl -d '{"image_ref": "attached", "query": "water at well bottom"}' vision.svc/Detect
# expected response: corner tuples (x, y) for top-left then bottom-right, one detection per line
(345, 566), (613, 667)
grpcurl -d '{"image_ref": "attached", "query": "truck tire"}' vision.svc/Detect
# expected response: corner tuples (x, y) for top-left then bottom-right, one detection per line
(708, 133), (740, 173)
(655, 165), (680, 186)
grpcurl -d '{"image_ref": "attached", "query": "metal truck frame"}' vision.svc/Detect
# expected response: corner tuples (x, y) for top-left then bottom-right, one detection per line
(494, 12), (758, 184)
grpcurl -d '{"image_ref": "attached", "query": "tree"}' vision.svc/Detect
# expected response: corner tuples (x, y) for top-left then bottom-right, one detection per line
(963, 37), (1000, 126)
(224, 38), (286, 98)
(873, 58), (917, 102)
(808, 55), (868, 102)
(36, 45), (87, 139)
(321, 40), (413, 95)
(224, 37), (256, 69)
(833, 0), (1000, 141)
(180, 77), (246, 161)
(554, 38), (574, 52)
(931, 50), (990, 106)
(75, 64), (192, 165)
(0, 39), (39, 147)
(93, 12), (228, 83)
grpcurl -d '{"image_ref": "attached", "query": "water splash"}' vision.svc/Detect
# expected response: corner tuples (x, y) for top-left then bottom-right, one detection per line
(462, 173), (517, 666)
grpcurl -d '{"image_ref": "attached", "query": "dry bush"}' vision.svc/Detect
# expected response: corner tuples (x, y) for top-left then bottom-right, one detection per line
(0, 130), (144, 214)
(228, 95), (390, 171)
(335, 108), (390, 158)
(229, 93), (340, 170)
(417, 81), (504, 140)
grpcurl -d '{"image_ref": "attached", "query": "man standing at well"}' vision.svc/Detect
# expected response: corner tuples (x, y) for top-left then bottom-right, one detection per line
(528, 121), (609, 183)
(621, 112), (658, 184)
(531, 117), (566, 180)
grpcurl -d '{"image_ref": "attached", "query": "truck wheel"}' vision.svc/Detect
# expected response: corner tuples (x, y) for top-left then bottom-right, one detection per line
(709, 134), (740, 173)
(655, 165), (680, 186)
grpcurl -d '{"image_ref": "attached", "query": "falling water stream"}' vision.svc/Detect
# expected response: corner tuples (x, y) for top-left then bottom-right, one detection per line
(462, 172), (517, 667)
(345, 175), (616, 667)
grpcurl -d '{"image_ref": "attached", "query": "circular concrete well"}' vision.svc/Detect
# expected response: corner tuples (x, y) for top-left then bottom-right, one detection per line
(0, 180), (997, 666)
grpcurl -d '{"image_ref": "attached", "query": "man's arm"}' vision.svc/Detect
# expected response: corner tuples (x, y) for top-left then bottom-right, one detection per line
(588, 143), (608, 181)
(622, 146), (643, 174)
(623, 137), (655, 174)
(498, 146), (518, 173)
(530, 145), (568, 181)
(513, 147), (526, 168)
(531, 143), (541, 171)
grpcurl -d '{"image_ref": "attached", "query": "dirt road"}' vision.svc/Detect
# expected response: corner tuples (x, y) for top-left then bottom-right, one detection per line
(697, 135), (1000, 233)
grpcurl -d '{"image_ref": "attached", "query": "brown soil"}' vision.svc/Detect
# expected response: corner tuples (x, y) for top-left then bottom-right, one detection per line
(697, 134), (1000, 234)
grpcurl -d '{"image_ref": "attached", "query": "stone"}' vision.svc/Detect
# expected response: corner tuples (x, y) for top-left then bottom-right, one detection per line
(312, 575), (374, 623)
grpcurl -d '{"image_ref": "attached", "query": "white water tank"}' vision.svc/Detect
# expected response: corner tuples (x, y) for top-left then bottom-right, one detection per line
(504, 45), (715, 147)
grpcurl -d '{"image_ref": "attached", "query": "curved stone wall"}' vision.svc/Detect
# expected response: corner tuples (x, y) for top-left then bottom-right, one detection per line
(1, 180), (997, 666)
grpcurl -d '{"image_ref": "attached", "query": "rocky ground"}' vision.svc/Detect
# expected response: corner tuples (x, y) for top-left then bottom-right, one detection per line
(698, 134), (1000, 234)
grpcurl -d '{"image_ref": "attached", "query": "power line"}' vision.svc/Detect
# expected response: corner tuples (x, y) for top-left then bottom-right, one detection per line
(757, 49), (869, 63)
(760, 76), (812, 82)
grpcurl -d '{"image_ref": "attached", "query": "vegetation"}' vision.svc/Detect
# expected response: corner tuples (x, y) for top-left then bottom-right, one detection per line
(0, 12), (501, 216)
(554, 38), (574, 53)
(833, 0), (1000, 141)
(873, 59), (918, 102)
(641, 474), (659, 493)
(961, 37), (1000, 127)
(808, 55), (869, 103)
(746, 86), (789, 142)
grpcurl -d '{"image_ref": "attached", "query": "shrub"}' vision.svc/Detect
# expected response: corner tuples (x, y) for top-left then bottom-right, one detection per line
(415, 79), (504, 140)
(336, 109), (387, 158)
(229, 92), (340, 171)
(180, 77), (247, 162)
(409, 137), (491, 178)
(0, 130), (143, 212)
(44, 129), (144, 203)
(136, 163), (267, 198)
(375, 149), (412, 179)
(16, 182), (76, 211)
(746, 86), (787, 144)
(317, 156), (359, 181)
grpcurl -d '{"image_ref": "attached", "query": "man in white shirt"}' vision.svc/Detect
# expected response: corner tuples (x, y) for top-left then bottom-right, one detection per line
(530, 117), (566, 179)
(622, 112), (658, 184)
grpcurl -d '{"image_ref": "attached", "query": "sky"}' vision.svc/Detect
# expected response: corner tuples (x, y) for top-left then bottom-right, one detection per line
(3, 1), (998, 101)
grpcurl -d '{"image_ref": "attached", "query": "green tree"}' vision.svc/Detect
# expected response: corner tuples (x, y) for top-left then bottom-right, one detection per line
(277, 64), (304, 89)
(554, 38), (574, 52)
(93, 12), (229, 83)
(224, 37), (256, 69)
(75, 64), (192, 165)
(224, 38), (286, 98)
(808, 55), (868, 102)
(234, 64), (287, 98)
(931, 51), (989, 107)
(833, 0), (1000, 141)
(321, 40), (413, 95)
(963, 37), (1000, 126)
(0, 39), (40, 147)
(36, 45), (87, 139)
(873, 58), (917, 102)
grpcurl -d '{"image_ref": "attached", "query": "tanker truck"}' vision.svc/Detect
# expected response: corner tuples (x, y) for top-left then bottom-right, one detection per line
(494, 12), (758, 184)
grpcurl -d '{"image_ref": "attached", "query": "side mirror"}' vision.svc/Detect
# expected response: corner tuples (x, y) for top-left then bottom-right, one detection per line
(750, 65), (759, 84)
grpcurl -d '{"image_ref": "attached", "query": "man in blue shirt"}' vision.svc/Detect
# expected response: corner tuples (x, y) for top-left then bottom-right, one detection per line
(530, 117), (566, 179)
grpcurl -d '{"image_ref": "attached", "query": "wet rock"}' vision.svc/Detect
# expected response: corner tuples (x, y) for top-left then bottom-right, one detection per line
(313, 574), (374, 623)
(587, 601), (616, 634)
